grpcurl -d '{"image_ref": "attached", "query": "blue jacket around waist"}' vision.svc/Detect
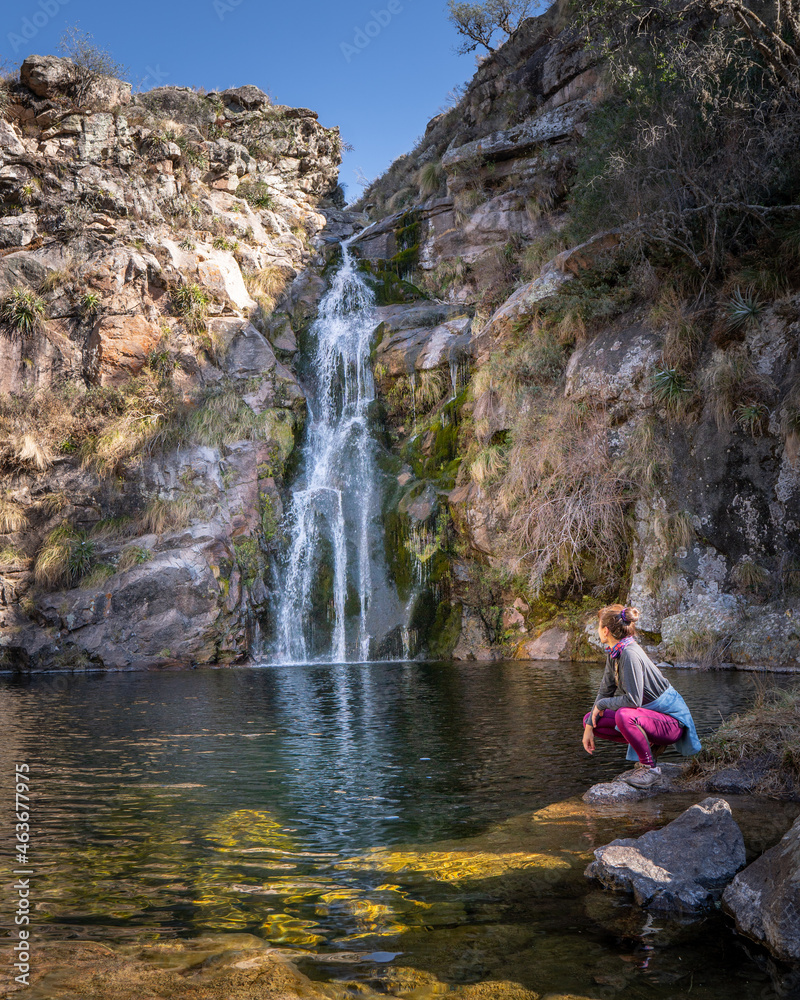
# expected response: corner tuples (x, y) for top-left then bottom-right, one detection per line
(622, 683), (702, 761)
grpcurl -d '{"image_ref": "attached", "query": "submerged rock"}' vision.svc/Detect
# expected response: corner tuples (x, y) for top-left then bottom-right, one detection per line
(722, 813), (800, 961)
(585, 796), (746, 913)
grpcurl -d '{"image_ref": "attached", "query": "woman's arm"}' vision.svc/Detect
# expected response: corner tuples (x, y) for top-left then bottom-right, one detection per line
(595, 650), (644, 711)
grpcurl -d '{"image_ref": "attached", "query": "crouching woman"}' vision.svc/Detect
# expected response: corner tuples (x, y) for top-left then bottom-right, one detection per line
(582, 604), (701, 788)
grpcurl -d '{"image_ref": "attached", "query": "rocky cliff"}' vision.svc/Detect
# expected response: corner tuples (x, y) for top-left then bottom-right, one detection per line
(346, 0), (800, 669)
(0, 54), (341, 669)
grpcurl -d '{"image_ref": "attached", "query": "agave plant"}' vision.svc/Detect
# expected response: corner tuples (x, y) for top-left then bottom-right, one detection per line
(734, 401), (768, 438)
(726, 287), (763, 331)
(0, 288), (46, 337)
(652, 367), (693, 411)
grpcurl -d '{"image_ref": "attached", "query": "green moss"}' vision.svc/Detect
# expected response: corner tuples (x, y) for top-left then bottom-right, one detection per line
(234, 536), (261, 586)
(427, 602), (462, 660)
(260, 493), (279, 543)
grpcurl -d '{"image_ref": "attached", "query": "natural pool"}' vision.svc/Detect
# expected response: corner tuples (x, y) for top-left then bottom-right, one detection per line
(1, 660), (798, 998)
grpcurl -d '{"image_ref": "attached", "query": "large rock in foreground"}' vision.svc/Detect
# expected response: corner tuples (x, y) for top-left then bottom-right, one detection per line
(585, 797), (746, 913)
(722, 814), (800, 961)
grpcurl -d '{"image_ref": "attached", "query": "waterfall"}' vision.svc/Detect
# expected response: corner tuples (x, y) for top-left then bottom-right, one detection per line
(273, 241), (391, 663)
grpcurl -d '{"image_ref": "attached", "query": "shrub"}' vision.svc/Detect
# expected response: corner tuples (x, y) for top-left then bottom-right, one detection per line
(35, 524), (95, 590)
(57, 25), (129, 106)
(80, 291), (101, 317)
(735, 401), (769, 438)
(212, 234), (238, 252)
(236, 181), (275, 210)
(172, 282), (210, 334)
(731, 559), (770, 596)
(470, 443), (507, 485)
(234, 536), (261, 584)
(0, 289), (46, 337)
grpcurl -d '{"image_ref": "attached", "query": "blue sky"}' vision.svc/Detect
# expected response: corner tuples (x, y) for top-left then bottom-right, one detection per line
(3, 0), (478, 196)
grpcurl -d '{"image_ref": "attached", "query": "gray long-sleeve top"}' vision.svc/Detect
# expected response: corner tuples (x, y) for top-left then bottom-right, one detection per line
(594, 641), (670, 711)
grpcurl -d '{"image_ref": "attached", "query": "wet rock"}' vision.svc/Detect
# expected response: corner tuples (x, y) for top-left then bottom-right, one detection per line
(10, 934), (334, 1000)
(722, 813), (800, 961)
(452, 607), (499, 661)
(373, 302), (473, 375)
(585, 796), (746, 912)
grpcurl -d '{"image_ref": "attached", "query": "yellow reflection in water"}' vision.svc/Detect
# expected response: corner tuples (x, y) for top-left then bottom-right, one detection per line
(340, 849), (572, 884)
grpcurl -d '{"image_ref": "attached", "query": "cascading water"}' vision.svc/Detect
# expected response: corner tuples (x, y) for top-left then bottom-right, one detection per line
(273, 241), (402, 663)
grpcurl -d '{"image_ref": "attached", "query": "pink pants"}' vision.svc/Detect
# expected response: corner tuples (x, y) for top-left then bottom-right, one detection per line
(583, 706), (683, 766)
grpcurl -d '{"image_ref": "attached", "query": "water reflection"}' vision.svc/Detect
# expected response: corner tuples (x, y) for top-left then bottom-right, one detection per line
(0, 661), (794, 997)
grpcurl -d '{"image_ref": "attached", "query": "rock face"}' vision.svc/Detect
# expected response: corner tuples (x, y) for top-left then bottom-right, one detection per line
(0, 60), (343, 670)
(722, 813), (800, 961)
(585, 797), (746, 912)
(342, 0), (800, 665)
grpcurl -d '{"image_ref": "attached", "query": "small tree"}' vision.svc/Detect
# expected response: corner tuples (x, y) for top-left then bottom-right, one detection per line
(446, 0), (537, 54)
(57, 25), (128, 106)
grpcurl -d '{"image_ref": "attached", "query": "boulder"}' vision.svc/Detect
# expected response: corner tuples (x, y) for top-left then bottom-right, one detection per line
(0, 213), (37, 248)
(35, 542), (223, 670)
(220, 85), (271, 111)
(585, 797), (746, 912)
(197, 250), (256, 313)
(371, 302), (473, 377)
(0, 119), (26, 156)
(87, 315), (163, 386)
(21, 54), (131, 109)
(472, 264), (571, 364)
(722, 813), (800, 961)
(516, 627), (568, 660)
(582, 763), (683, 804)
(564, 324), (661, 412)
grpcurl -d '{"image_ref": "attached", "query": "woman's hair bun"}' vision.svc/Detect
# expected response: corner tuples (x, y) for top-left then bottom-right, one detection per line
(626, 607), (641, 623)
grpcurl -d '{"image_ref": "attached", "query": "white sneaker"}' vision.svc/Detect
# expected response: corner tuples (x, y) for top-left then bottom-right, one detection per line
(623, 766), (662, 789)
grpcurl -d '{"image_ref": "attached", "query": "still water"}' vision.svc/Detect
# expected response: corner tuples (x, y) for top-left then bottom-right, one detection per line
(0, 661), (797, 998)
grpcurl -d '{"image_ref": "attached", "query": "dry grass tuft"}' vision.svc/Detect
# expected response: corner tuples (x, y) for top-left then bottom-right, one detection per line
(650, 288), (705, 371)
(243, 265), (290, 313)
(0, 498), (28, 534)
(685, 685), (800, 797)
(702, 351), (773, 431)
(138, 496), (207, 535)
